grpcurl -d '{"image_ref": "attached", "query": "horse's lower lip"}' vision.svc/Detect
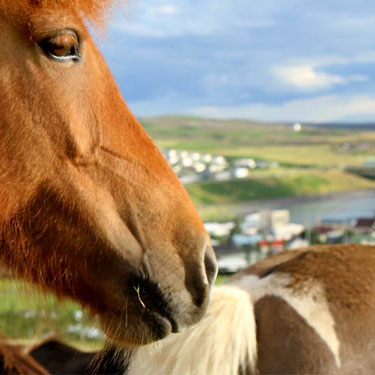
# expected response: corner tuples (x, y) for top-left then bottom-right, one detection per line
(150, 307), (179, 333)
(146, 309), (181, 339)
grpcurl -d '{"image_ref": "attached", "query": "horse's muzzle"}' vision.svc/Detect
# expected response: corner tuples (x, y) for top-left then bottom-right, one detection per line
(205, 244), (218, 288)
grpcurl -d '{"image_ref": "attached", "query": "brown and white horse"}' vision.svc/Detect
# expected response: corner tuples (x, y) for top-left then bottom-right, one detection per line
(125, 244), (375, 374)
(0, 0), (217, 348)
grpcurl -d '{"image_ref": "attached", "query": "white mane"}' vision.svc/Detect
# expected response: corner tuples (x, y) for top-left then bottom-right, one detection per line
(126, 285), (257, 375)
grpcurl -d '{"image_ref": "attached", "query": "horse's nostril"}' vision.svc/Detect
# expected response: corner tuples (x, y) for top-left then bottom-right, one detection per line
(204, 245), (218, 286)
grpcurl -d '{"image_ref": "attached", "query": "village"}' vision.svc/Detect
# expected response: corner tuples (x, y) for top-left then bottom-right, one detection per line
(162, 149), (277, 184)
(205, 209), (375, 274)
(161, 148), (375, 274)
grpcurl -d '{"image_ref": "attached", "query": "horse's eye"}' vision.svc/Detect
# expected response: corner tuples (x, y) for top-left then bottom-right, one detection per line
(40, 30), (81, 62)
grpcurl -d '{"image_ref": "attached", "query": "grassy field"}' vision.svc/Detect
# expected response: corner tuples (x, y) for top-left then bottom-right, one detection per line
(226, 144), (368, 167)
(215, 275), (229, 285)
(141, 116), (375, 168)
(186, 169), (375, 206)
(0, 279), (104, 350)
(0, 275), (229, 348)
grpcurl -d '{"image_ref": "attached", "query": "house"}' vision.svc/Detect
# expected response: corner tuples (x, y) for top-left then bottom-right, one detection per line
(241, 212), (262, 233)
(272, 222), (305, 241)
(231, 167), (249, 179)
(354, 217), (375, 234)
(213, 244), (264, 274)
(231, 233), (263, 247)
(233, 158), (256, 169)
(313, 224), (334, 234)
(204, 222), (235, 238)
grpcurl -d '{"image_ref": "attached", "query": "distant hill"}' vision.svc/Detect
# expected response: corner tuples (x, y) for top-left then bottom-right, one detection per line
(140, 116), (375, 168)
(140, 115), (354, 148)
(307, 122), (375, 130)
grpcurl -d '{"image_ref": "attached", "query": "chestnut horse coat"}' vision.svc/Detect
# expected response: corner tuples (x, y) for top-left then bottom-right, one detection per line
(0, 0), (216, 348)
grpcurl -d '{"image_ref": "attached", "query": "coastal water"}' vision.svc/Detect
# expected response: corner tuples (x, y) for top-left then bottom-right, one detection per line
(288, 190), (375, 226)
(217, 189), (375, 272)
(232, 189), (375, 226)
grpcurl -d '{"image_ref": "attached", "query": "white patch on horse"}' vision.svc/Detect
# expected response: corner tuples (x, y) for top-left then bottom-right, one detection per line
(126, 286), (257, 375)
(233, 273), (341, 368)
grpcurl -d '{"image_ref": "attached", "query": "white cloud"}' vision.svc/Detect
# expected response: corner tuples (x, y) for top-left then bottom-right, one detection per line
(152, 5), (178, 15)
(272, 64), (366, 90)
(273, 65), (344, 89)
(105, 0), (375, 119)
(189, 95), (375, 123)
(354, 51), (375, 63)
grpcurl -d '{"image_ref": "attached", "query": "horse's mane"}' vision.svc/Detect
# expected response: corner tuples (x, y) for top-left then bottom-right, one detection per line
(127, 286), (257, 375)
(0, 0), (118, 24)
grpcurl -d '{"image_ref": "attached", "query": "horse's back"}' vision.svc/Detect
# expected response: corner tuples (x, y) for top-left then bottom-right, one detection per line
(230, 244), (375, 374)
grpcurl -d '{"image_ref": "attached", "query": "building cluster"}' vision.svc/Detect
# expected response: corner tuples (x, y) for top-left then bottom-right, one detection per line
(205, 209), (306, 273)
(205, 211), (375, 274)
(162, 149), (277, 184)
(313, 217), (375, 245)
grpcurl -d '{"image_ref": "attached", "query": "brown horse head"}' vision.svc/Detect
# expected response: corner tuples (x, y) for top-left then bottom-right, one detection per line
(0, 1), (217, 346)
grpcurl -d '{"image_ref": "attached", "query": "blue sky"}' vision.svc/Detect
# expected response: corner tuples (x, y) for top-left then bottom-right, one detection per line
(100, 0), (375, 122)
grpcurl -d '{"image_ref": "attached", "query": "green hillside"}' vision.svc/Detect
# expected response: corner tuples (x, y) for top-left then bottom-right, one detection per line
(140, 116), (375, 212)
(186, 169), (375, 205)
(141, 116), (375, 167)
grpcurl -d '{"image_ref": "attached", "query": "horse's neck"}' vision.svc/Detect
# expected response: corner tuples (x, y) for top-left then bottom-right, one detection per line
(126, 285), (257, 375)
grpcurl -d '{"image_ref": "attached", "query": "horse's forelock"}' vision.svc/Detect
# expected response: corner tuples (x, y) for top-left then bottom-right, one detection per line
(1, 0), (119, 25)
